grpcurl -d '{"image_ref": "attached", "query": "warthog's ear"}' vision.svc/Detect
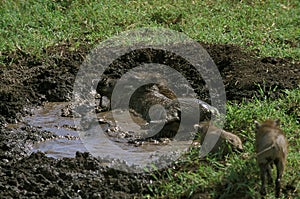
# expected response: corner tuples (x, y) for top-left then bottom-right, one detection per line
(254, 120), (260, 130)
(274, 119), (280, 127)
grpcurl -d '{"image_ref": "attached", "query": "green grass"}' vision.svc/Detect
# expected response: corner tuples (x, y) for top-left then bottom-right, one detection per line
(0, 0), (299, 61)
(146, 87), (300, 198)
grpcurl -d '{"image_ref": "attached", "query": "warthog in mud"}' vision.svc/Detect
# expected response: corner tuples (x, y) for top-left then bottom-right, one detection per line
(254, 119), (288, 198)
(96, 77), (117, 108)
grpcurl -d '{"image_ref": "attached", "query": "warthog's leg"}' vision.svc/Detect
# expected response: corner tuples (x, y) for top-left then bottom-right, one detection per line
(266, 164), (273, 185)
(259, 164), (267, 196)
(100, 96), (103, 107)
(275, 159), (284, 198)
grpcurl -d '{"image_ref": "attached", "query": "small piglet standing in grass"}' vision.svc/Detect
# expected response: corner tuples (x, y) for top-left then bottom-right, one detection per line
(254, 119), (288, 198)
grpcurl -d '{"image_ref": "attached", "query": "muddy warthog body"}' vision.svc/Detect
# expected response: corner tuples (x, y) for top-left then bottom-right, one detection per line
(255, 119), (288, 198)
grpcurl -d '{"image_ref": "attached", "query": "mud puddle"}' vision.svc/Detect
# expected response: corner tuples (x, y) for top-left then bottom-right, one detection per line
(22, 102), (87, 158)
(19, 102), (190, 168)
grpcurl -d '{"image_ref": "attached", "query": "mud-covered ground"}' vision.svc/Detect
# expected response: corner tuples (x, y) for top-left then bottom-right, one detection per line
(0, 42), (299, 198)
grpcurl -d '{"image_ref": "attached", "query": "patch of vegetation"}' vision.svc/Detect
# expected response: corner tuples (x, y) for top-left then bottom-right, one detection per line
(0, 0), (299, 62)
(146, 87), (300, 198)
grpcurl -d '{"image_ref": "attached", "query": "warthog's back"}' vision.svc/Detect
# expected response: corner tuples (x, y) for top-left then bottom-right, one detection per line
(256, 127), (287, 164)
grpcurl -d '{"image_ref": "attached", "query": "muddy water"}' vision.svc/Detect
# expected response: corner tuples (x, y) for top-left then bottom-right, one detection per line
(24, 102), (87, 158)
(24, 102), (192, 169)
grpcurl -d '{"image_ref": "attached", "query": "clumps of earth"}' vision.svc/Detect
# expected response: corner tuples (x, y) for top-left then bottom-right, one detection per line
(0, 42), (299, 198)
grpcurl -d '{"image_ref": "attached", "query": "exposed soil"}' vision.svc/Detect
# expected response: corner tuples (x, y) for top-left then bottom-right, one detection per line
(0, 42), (299, 198)
(1, 42), (299, 123)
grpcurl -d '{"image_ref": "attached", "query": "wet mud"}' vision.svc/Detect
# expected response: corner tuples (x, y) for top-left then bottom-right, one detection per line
(0, 42), (299, 198)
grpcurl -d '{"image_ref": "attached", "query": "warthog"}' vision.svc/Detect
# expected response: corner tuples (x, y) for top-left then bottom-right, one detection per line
(254, 119), (288, 198)
(96, 77), (117, 108)
(194, 121), (243, 155)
